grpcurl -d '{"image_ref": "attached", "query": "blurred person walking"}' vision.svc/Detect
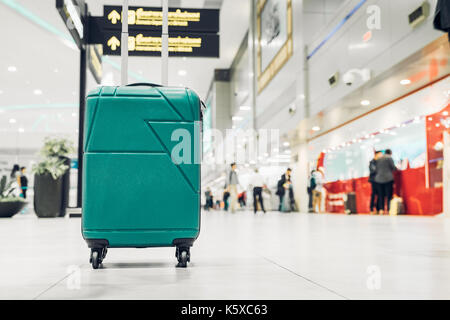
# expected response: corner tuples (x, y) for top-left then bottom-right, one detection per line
(375, 149), (397, 215)
(238, 191), (246, 208)
(312, 168), (325, 213)
(223, 188), (230, 211)
(204, 187), (213, 211)
(227, 163), (240, 213)
(276, 168), (294, 212)
(307, 170), (316, 213)
(19, 167), (28, 199)
(369, 151), (382, 214)
(250, 168), (266, 214)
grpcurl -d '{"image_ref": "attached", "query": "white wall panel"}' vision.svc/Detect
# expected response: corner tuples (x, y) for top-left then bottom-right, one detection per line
(307, 0), (443, 117)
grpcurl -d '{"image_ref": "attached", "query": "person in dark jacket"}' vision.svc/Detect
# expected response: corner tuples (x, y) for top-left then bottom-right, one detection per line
(375, 149), (397, 215)
(434, 0), (450, 41)
(369, 151), (382, 214)
(307, 170), (316, 213)
(19, 167), (28, 199)
(223, 189), (230, 211)
(204, 187), (213, 211)
(276, 168), (293, 212)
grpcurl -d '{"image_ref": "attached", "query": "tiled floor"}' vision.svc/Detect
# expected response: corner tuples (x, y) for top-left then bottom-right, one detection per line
(1, 210), (450, 299)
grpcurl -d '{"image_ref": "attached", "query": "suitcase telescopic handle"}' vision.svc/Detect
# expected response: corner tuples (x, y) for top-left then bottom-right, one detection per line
(126, 83), (163, 87)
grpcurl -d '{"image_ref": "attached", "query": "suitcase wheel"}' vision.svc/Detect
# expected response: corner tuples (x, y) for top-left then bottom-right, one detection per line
(176, 247), (190, 268)
(90, 248), (107, 270)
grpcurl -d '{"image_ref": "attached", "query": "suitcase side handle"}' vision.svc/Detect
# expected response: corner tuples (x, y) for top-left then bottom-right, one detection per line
(126, 83), (163, 87)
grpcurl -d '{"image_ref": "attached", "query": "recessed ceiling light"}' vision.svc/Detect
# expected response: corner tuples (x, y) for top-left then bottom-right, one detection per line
(400, 79), (411, 85)
(178, 70), (187, 76)
(232, 125), (236, 129)
(240, 106), (251, 111)
(232, 116), (243, 121)
(33, 89), (43, 95)
(72, 112), (77, 117)
(9, 118), (16, 124)
(312, 126), (320, 131)
(18, 128), (24, 133)
(283, 142), (290, 147)
(7, 66), (17, 72)
(0, 90), (3, 95)
(54, 68), (59, 73)
(361, 100), (370, 106)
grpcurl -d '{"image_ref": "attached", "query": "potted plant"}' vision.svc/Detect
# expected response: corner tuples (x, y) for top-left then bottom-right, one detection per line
(33, 137), (74, 218)
(0, 175), (27, 218)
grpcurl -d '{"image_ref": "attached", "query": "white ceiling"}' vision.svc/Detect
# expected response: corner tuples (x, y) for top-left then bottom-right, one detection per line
(0, 0), (250, 150)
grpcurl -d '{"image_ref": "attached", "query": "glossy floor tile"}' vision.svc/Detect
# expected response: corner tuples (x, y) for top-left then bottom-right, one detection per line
(1, 210), (450, 299)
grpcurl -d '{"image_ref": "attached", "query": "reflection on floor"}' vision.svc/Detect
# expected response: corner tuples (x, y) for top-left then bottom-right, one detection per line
(1, 210), (450, 299)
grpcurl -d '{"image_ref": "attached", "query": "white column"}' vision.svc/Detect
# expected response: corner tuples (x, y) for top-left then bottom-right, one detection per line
(248, 0), (257, 131)
(161, 0), (169, 86)
(120, 0), (128, 86)
(444, 131), (450, 217)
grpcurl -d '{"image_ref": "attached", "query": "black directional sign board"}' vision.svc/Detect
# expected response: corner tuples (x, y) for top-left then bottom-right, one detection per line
(86, 5), (220, 57)
(102, 5), (219, 33)
(101, 31), (219, 57)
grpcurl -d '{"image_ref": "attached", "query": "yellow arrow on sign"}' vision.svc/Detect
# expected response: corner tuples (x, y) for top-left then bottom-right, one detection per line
(108, 10), (121, 24)
(107, 36), (120, 50)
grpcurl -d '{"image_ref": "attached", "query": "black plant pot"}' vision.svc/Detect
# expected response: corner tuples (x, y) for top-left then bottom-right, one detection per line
(34, 173), (63, 218)
(0, 201), (27, 218)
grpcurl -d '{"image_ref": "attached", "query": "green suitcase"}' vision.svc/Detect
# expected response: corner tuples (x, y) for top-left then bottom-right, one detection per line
(82, 84), (202, 269)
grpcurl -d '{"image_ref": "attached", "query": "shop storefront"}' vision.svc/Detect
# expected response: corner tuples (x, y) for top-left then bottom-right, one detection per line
(308, 75), (449, 215)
